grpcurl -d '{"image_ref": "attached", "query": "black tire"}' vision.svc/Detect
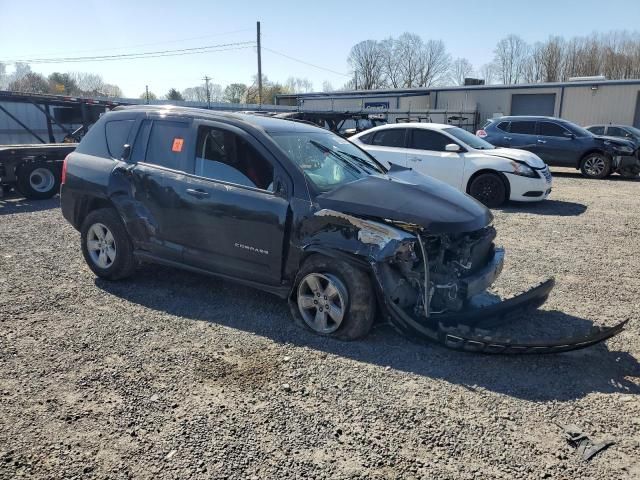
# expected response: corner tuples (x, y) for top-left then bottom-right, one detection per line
(580, 153), (611, 179)
(290, 254), (376, 341)
(80, 208), (136, 280)
(15, 162), (60, 199)
(468, 173), (507, 208)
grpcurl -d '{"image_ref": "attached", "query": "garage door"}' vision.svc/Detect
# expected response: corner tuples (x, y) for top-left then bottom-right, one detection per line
(511, 94), (556, 116)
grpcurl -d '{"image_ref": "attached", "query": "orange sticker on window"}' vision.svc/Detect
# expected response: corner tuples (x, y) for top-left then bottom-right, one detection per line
(172, 138), (184, 152)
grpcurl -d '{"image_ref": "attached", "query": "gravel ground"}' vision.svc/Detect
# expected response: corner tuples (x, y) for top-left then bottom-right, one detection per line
(1, 168), (639, 479)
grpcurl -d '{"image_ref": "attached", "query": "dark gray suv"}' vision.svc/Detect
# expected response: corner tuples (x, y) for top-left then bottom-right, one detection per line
(478, 116), (639, 179)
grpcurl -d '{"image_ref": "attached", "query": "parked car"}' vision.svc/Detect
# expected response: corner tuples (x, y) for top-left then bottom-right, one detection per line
(60, 105), (625, 353)
(477, 116), (640, 179)
(585, 124), (640, 155)
(350, 123), (552, 207)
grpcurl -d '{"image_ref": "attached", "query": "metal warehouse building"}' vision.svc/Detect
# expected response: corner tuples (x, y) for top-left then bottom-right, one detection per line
(276, 79), (640, 130)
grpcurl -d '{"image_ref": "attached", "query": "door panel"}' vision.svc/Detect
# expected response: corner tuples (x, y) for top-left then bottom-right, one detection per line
(536, 121), (578, 166)
(406, 129), (466, 188)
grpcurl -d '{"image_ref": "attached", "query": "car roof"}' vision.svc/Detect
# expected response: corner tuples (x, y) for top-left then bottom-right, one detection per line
(113, 105), (324, 134)
(352, 122), (454, 137)
(493, 116), (562, 121)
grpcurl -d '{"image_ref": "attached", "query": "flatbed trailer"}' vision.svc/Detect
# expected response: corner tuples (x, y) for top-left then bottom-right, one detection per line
(0, 143), (76, 199)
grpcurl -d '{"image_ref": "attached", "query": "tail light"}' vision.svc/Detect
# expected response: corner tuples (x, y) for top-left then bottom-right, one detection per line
(476, 129), (487, 138)
(61, 154), (69, 185)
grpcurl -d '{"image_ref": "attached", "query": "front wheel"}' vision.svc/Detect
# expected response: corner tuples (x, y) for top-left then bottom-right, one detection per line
(291, 254), (375, 340)
(16, 162), (60, 199)
(580, 153), (611, 179)
(468, 173), (507, 208)
(80, 208), (136, 280)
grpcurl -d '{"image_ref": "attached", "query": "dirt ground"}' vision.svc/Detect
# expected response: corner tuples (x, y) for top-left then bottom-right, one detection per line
(0, 168), (639, 479)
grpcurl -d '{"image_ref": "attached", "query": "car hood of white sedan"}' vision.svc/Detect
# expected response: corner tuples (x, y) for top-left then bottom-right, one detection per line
(481, 148), (546, 168)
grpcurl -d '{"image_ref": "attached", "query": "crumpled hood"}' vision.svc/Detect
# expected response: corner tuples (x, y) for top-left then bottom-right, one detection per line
(316, 165), (493, 234)
(482, 148), (546, 168)
(593, 135), (637, 149)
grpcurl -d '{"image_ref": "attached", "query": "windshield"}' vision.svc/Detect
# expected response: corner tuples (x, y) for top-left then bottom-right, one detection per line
(269, 131), (386, 192)
(625, 126), (640, 137)
(564, 122), (593, 137)
(444, 126), (496, 150)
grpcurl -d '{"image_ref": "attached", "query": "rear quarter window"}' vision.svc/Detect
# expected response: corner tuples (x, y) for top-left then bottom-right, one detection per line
(105, 119), (135, 159)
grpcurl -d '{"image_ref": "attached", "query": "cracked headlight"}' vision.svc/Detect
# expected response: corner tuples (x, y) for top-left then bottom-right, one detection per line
(509, 161), (538, 178)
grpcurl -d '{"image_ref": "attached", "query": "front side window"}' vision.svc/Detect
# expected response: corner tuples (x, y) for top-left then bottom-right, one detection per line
(371, 129), (406, 147)
(270, 131), (384, 193)
(105, 119), (135, 159)
(587, 126), (605, 135)
(409, 129), (451, 151)
(496, 121), (510, 132)
(195, 126), (273, 190)
(607, 126), (628, 138)
(538, 121), (570, 137)
(145, 121), (190, 171)
(509, 121), (536, 135)
(444, 126), (495, 150)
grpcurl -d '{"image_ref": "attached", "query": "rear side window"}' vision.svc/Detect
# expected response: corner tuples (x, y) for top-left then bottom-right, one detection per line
(371, 129), (406, 147)
(358, 132), (374, 144)
(409, 129), (451, 151)
(509, 121), (536, 134)
(538, 121), (569, 137)
(145, 121), (190, 171)
(587, 126), (605, 135)
(105, 119), (135, 159)
(607, 126), (627, 138)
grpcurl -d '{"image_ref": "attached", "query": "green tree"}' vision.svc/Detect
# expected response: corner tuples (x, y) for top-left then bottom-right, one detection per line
(48, 72), (78, 94)
(166, 88), (184, 101)
(223, 83), (247, 103)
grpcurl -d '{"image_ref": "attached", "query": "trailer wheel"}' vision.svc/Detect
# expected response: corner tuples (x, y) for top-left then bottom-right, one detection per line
(290, 254), (375, 340)
(16, 162), (61, 199)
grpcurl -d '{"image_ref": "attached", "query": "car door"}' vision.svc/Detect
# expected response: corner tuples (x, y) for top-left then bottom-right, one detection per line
(535, 121), (576, 166)
(167, 121), (290, 285)
(405, 128), (466, 189)
(124, 116), (195, 262)
(361, 128), (408, 167)
(505, 120), (538, 153)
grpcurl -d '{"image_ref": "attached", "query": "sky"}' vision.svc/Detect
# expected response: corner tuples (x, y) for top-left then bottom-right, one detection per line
(1, 0), (639, 98)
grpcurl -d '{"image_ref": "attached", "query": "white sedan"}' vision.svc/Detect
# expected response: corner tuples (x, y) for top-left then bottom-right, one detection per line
(350, 123), (552, 207)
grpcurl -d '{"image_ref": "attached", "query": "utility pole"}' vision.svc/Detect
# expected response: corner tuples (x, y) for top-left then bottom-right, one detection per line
(257, 21), (262, 106)
(203, 76), (212, 109)
(145, 85), (149, 104)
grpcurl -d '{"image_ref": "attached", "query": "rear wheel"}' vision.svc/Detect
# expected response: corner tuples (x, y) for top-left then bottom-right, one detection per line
(580, 153), (611, 179)
(16, 162), (60, 199)
(291, 255), (375, 340)
(80, 208), (136, 280)
(468, 173), (507, 207)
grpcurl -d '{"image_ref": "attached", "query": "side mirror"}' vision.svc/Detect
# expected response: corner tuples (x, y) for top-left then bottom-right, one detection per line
(121, 144), (132, 161)
(445, 143), (461, 152)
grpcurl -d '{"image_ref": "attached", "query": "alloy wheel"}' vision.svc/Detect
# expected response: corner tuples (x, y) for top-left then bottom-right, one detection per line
(86, 223), (117, 269)
(297, 273), (348, 334)
(583, 155), (606, 177)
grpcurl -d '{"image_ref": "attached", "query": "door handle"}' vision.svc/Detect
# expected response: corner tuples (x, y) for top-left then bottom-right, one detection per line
(186, 188), (209, 198)
(503, 136), (512, 141)
(408, 157), (421, 162)
(537, 139), (547, 144)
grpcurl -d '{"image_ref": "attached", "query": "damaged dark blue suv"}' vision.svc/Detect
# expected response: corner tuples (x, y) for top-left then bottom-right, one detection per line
(60, 106), (626, 354)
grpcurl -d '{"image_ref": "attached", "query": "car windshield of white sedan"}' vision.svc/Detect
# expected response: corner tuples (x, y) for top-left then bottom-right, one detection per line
(270, 132), (386, 192)
(445, 127), (496, 150)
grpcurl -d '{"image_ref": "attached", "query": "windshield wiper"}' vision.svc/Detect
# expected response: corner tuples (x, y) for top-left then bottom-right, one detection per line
(334, 149), (384, 173)
(309, 140), (364, 175)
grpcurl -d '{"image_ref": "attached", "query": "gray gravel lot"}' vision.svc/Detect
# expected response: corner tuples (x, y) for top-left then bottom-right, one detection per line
(1, 168), (639, 479)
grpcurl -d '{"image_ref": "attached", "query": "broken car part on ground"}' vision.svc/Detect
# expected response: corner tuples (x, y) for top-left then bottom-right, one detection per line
(60, 106), (627, 354)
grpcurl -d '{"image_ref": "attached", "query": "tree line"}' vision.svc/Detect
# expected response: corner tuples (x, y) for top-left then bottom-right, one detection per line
(346, 30), (640, 89)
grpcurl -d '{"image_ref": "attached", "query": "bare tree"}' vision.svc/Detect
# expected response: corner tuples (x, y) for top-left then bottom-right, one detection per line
(321, 80), (334, 92)
(451, 58), (474, 85)
(379, 37), (403, 88)
(417, 39), (451, 86)
(101, 84), (122, 98)
(70, 72), (105, 95)
(285, 77), (314, 93)
(0, 62), (7, 89)
(479, 63), (497, 84)
(8, 72), (49, 93)
(347, 40), (386, 90)
(523, 42), (544, 83)
(396, 33), (424, 87)
(494, 34), (529, 84)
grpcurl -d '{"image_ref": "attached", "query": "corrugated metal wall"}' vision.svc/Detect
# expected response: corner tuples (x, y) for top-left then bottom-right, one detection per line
(561, 84), (640, 126)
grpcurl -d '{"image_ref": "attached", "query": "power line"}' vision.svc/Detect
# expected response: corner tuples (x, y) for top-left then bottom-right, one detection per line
(261, 46), (350, 77)
(2, 28), (255, 61)
(3, 41), (256, 65)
